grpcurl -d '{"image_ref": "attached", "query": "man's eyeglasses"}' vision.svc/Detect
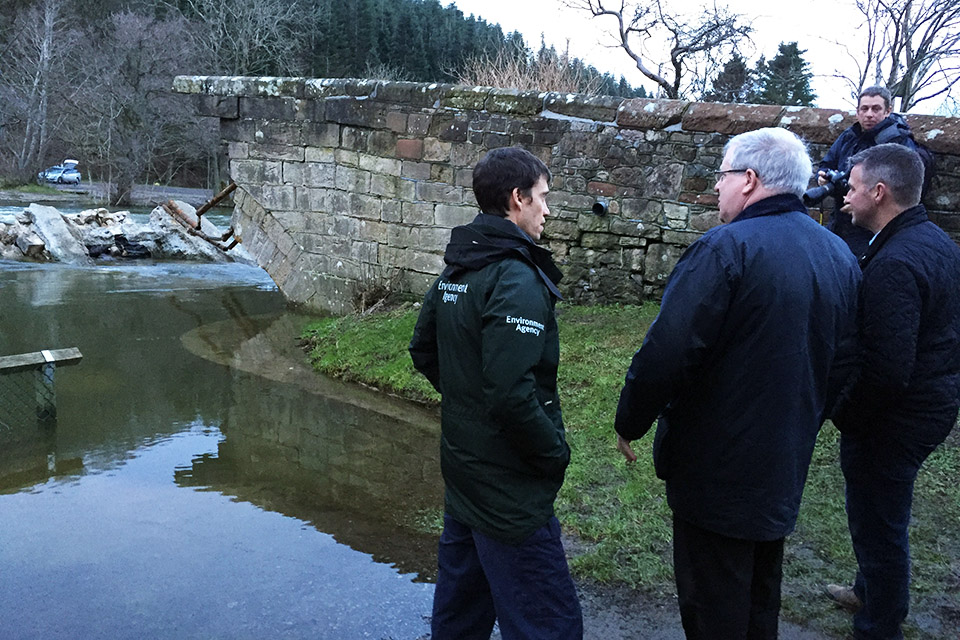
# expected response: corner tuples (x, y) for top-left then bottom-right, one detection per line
(715, 168), (750, 182)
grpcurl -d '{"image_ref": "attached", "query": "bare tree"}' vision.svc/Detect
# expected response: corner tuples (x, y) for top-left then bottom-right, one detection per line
(565, 0), (752, 99)
(171, 0), (318, 75)
(840, 0), (960, 111)
(64, 11), (214, 204)
(0, 0), (76, 182)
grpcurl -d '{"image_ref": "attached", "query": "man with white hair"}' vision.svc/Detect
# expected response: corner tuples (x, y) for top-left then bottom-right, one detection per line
(614, 127), (862, 639)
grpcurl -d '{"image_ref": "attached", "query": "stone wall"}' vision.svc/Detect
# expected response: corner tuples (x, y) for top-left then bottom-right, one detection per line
(174, 76), (960, 314)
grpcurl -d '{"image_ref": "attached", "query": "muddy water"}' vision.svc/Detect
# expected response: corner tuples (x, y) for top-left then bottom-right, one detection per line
(0, 261), (441, 639)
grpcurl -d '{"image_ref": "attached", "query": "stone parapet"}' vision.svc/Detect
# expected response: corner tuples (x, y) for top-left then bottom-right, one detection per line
(175, 75), (960, 312)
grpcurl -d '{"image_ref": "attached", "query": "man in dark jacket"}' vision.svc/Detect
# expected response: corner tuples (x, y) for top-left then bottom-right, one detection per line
(615, 127), (861, 639)
(827, 144), (960, 640)
(409, 147), (582, 640)
(818, 86), (921, 258)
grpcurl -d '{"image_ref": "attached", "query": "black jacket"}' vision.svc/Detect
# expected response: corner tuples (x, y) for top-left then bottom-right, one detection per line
(833, 205), (960, 443)
(409, 213), (570, 544)
(819, 114), (919, 258)
(615, 194), (861, 541)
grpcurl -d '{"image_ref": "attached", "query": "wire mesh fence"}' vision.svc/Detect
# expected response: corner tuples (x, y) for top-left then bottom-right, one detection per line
(0, 365), (58, 431)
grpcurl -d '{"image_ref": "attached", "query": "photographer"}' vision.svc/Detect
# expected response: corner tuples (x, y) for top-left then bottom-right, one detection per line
(817, 86), (920, 258)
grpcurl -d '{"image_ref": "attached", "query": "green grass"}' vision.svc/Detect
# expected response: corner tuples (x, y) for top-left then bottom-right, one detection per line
(0, 181), (62, 194)
(301, 302), (440, 405)
(300, 302), (960, 635)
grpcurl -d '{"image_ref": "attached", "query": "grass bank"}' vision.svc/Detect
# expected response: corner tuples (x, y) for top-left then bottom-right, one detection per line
(301, 302), (959, 638)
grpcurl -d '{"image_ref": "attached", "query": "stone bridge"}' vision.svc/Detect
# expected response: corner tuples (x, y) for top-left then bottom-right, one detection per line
(173, 76), (960, 314)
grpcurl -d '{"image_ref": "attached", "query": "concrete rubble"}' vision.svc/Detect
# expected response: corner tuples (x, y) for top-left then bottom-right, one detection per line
(0, 200), (255, 265)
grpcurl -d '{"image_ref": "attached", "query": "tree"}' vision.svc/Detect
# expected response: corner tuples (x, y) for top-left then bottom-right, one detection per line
(171, 0), (315, 75)
(702, 52), (754, 103)
(65, 11), (214, 203)
(753, 42), (816, 106)
(566, 0), (752, 99)
(839, 0), (960, 111)
(0, 0), (77, 182)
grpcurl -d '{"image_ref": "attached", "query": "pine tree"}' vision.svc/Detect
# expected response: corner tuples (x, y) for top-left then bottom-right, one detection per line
(702, 53), (754, 103)
(754, 42), (816, 106)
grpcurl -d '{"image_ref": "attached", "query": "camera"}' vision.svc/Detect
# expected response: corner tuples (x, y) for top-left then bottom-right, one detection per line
(803, 169), (849, 206)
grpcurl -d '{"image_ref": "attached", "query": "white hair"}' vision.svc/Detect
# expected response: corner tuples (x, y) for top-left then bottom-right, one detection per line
(724, 128), (812, 197)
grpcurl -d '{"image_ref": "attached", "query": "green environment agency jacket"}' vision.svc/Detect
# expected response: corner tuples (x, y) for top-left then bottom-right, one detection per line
(409, 213), (571, 545)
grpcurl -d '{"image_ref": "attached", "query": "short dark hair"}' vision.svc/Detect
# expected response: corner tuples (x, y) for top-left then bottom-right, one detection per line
(859, 85), (893, 110)
(472, 147), (550, 216)
(849, 143), (924, 207)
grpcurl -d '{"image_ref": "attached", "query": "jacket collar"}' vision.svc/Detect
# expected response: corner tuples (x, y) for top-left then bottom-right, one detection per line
(860, 204), (928, 267)
(730, 193), (806, 225)
(852, 113), (903, 142)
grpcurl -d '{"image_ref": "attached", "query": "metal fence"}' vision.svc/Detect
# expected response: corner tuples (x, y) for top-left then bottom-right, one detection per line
(0, 348), (82, 431)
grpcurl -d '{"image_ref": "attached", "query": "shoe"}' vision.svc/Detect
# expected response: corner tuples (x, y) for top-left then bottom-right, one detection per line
(826, 583), (862, 612)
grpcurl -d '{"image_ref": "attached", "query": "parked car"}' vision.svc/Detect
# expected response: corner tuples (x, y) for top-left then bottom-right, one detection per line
(37, 159), (81, 184)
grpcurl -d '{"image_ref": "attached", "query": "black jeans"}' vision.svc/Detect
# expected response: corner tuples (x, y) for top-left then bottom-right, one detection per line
(673, 516), (784, 640)
(841, 432), (939, 640)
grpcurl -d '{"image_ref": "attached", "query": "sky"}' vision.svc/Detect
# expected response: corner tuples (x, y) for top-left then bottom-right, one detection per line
(447, 0), (912, 113)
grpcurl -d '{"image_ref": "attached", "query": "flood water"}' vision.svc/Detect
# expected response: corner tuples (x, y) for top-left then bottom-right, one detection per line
(0, 260), (443, 639)
(0, 203), (232, 228)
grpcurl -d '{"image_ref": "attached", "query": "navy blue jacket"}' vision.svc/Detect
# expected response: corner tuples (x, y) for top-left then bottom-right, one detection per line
(833, 205), (960, 443)
(615, 194), (861, 541)
(819, 114), (919, 258)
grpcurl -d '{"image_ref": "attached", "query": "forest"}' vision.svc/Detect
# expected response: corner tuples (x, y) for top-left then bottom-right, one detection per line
(0, 0), (646, 200)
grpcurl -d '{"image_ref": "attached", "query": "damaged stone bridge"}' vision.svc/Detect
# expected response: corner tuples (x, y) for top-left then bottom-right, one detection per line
(174, 76), (960, 314)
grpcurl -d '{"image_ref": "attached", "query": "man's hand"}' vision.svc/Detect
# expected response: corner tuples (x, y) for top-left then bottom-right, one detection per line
(817, 170), (828, 186)
(616, 434), (637, 463)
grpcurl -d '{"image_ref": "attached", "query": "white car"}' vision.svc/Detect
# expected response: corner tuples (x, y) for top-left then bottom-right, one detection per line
(38, 159), (81, 184)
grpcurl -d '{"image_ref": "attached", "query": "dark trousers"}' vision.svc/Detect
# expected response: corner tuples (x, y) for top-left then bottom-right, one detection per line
(841, 432), (939, 640)
(672, 516), (784, 640)
(431, 514), (583, 640)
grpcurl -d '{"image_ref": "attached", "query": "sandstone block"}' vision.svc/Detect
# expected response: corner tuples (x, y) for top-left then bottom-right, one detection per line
(417, 182), (462, 204)
(198, 95), (239, 119)
(359, 154), (402, 176)
(423, 138), (452, 162)
(397, 138), (423, 160)
(644, 243), (683, 284)
(617, 98), (688, 130)
(370, 174), (399, 198)
(335, 166), (371, 193)
(435, 204), (476, 228)
(401, 202), (435, 225)
(682, 102), (783, 135)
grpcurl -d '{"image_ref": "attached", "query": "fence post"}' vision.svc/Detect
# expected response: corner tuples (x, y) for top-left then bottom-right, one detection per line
(35, 350), (58, 424)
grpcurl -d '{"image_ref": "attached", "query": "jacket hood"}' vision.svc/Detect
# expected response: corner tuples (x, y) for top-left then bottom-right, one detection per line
(854, 113), (909, 143)
(442, 213), (563, 299)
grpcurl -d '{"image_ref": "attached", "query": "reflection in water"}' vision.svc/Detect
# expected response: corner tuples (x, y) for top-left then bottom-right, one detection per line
(180, 313), (444, 578)
(0, 261), (440, 639)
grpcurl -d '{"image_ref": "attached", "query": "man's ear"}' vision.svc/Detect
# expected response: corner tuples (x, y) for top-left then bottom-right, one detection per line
(509, 187), (523, 211)
(741, 168), (760, 196)
(874, 181), (889, 204)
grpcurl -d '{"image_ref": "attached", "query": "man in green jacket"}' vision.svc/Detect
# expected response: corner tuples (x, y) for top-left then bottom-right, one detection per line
(409, 147), (582, 639)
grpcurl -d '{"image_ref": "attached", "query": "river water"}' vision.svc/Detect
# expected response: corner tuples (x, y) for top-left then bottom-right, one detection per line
(0, 259), (442, 639)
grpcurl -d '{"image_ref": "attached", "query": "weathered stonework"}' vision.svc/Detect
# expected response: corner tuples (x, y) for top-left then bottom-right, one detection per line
(174, 75), (960, 313)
